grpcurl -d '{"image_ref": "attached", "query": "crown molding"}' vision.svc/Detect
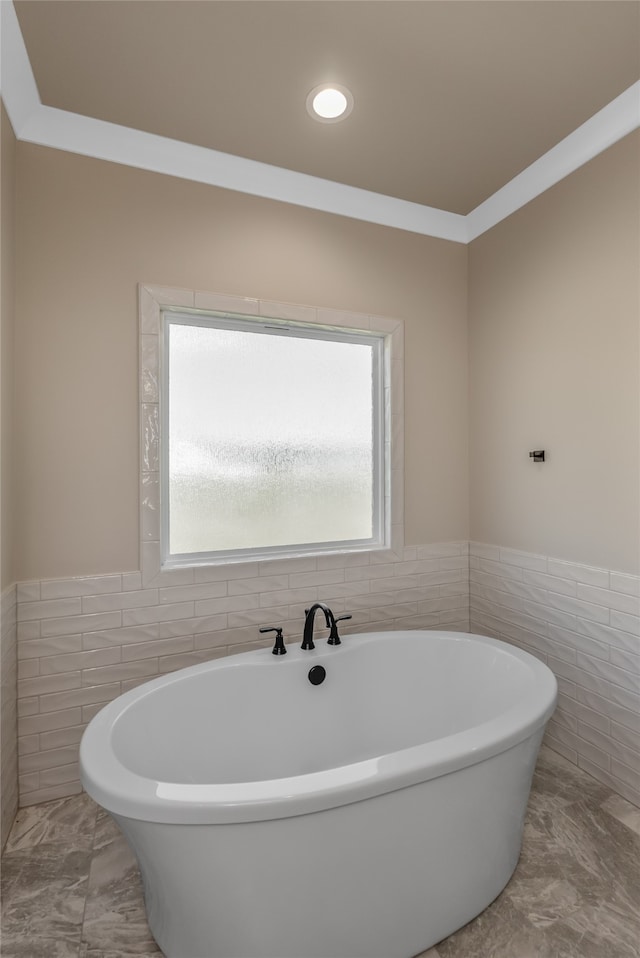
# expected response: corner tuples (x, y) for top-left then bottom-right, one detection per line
(0, 0), (39, 135)
(2, 1), (639, 244)
(17, 103), (469, 243)
(466, 82), (640, 241)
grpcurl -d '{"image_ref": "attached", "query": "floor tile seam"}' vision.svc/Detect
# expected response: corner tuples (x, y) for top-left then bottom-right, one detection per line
(496, 902), (549, 942)
(516, 823), (624, 889)
(562, 790), (640, 835)
(544, 797), (640, 893)
(548, 794), (622, 841)
(545, 752), (631, 805)
(558, 903), (640, 954)
(599, 801), (640, 838)
(2, 792), (97, 851)
(79, 801), (100, 943)
(0, 836), (97, 862)
(505, 862), (609, 921)
(1, 802), (99, 857)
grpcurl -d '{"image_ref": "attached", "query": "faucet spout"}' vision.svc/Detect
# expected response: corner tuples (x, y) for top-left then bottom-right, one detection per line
(302, 603), (335, 650)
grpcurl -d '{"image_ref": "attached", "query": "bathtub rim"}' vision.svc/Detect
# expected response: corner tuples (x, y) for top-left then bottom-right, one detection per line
(79, 630), (558, 825)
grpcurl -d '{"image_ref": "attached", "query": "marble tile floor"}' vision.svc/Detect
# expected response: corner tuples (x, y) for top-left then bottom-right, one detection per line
(1, 746), (639, 958)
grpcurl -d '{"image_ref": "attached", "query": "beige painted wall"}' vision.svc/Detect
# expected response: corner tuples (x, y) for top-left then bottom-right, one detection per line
(469, 131), (640, 574)
(14, 144), (469, 580)
(1, 104), (16, 591)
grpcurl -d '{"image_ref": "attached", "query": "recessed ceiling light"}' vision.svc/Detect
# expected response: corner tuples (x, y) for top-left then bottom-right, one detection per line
(306, 84), (354, 123)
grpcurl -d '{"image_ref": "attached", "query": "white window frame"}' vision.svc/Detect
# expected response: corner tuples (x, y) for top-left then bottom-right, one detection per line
(139, 285), (404, 583)
(160, 309), (386, 567)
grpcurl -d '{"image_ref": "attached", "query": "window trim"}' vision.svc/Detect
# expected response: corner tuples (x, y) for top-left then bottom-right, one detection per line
(160, 308), (386, 567)
(139, 285), (404, 584)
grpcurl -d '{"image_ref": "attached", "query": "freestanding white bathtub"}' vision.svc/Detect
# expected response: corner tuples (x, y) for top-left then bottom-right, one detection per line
(80, 630), (557, 958)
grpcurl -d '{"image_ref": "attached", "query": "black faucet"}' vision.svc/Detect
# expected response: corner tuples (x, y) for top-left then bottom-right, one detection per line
(327, 613), (352, 645)
(259, 626), (287, 655)
(302, 603), (336, 650)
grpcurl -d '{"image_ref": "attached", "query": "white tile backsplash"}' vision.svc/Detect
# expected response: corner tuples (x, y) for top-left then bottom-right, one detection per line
(40, 574), (123, 600)
(40, 611), (122, 638)
(470, 541), (640, 808)
(81, 589), (159, 613)
(140, 335), (159, 402)
(610, 573), (640, 597)
(194, 289), (259, 315)
(546, 558), (610, 589)
(17, 597), (82, 621)
(611, 609), (640, 635)
(158, 582), (226, 604)
(122, 572), (143, 592)
(15, 540), (469, 806)
(12, 540), (639, 811)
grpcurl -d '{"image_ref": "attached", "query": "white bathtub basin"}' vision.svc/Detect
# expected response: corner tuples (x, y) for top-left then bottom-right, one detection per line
(80, 630), (557, 957)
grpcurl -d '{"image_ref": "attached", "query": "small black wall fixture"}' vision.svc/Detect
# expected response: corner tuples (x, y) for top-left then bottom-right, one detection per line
(529, 450), (545, 463)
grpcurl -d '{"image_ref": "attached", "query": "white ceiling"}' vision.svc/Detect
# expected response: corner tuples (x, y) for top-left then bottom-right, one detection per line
(2, 1), (640, 242)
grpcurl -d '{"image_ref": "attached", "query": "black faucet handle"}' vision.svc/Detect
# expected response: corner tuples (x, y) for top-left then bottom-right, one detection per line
(327, 613), (352, 646)
(259, 626), (287, 656)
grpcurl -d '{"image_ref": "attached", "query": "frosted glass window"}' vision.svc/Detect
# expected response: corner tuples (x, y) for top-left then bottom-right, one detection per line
(162, 311), (385, 562)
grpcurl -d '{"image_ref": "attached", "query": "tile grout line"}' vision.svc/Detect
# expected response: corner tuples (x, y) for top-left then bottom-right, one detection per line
(77, 800), (100, 955)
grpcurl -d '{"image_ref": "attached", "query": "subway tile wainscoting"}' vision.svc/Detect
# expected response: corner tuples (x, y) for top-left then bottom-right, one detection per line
(15, 541), (470, 807)
(470, 542), (640, 808)
(11, 540), (640, 811)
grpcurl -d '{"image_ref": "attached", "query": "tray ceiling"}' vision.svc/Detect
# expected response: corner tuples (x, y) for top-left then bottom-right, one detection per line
(14, 1), (640, 217)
